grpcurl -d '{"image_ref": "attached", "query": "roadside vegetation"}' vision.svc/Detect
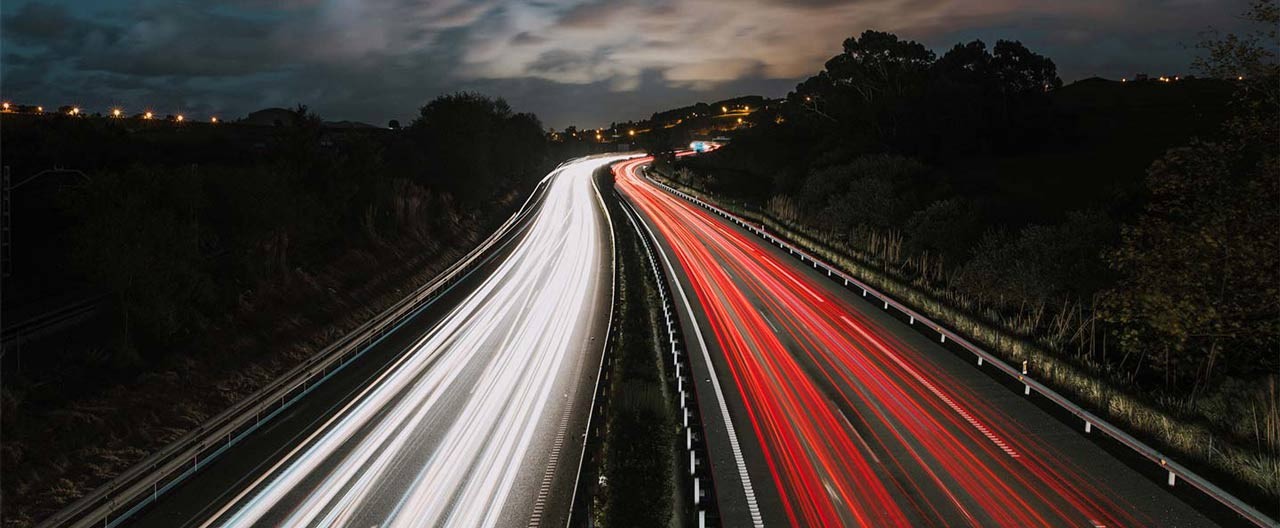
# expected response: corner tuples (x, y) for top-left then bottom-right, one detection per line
(654, 1), (1278, 509)
(586, 167), (680, 527)
(0, 93), (552, 526)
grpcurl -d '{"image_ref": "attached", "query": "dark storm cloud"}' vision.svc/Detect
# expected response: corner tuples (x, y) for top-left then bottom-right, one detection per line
(0, 0), (1254, 128)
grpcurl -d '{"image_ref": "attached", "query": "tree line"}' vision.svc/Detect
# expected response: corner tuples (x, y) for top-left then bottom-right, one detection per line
(8, 92), (551, 379)
(670, 2), (1278, 492)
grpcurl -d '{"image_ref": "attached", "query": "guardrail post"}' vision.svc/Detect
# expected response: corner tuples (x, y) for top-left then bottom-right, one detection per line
(1085, 421), (1092, 433)
(1168, 471), (1177, 486)
(909, 315), (914, 325)
(977, 356), (983, 366)
(940, 334), (946, 343)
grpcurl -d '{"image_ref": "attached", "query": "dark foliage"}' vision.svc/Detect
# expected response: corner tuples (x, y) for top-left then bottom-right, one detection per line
(672, 23), (1264, 404)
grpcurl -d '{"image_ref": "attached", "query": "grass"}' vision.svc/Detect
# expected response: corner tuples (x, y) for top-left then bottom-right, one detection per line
(587, 168), (681, 527)
(652, 172), (1280, 512)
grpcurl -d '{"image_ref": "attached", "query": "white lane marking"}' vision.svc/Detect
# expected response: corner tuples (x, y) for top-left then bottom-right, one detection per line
(529, 398), (573, 528)
(623, 180), (765, 527)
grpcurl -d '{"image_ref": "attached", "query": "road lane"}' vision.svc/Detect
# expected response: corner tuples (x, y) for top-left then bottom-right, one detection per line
(130, 155), (631, 528)
(615, 156), (1220, 527)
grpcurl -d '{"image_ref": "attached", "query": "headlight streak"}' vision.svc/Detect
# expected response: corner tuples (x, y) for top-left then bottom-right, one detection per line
(202, 156), (631, 528)
(616, 157), (1153, 527)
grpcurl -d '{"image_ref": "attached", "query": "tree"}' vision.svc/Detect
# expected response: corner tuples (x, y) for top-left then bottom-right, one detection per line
(1104, 0), (1279, 388)
(904, 198), (983, 264)
(1103, 141), (1278, 386)
(933, 40), (994, 87)
(958, 211), (1114, 306)
(408, 92), (548, 204)
(990, 40), (1062, 93)
(799, 154), (927, 232)
(1193, 0), (1278, 114)
(824, 30), (935, 104)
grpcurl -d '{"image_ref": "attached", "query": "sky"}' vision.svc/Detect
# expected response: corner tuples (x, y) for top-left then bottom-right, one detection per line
(0, 0), (1251, 128)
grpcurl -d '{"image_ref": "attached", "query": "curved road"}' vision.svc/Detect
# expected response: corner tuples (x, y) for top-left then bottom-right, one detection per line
(615, 156), (1223, 527)
(129, 155), (631, 528)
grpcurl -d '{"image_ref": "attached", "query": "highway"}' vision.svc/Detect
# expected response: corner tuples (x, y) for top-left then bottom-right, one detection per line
(615, 156), (1223, 527)
(128, 155), (630, 528)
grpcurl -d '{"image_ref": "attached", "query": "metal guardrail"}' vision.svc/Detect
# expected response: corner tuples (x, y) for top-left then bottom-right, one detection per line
(645, 174), (1279, 528)
(38, 163), (570, 528)
(617, 195), (718, 528)
(1, 295), (105, 348)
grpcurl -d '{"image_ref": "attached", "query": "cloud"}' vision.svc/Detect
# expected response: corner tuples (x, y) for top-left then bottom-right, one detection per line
(0, 0), (1253, 128)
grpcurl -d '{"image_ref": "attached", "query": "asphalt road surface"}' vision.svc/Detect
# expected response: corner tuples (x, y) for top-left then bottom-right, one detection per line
(615, 155), (1224, 528)
(129, 155), (631, 528)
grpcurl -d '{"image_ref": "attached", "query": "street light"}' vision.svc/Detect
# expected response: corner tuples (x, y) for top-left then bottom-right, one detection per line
(70, 107), (80, 116)
(1, 102), (8, 111)
(176, 114), (185, 122)
(211, 116), (218, 123)
(144, 111), (153, 120)
(721, 106), (727, 113)
(112, 108), (122, 118)
(628, 129), (635, 137)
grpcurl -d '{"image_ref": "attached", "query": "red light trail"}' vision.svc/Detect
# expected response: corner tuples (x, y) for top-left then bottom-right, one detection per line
(615, 156), (1148, 527)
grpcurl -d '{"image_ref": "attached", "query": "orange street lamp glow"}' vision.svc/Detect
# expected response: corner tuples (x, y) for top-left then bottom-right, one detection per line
(144, 111), (153, 119)
(176, 114), (185, 122)
(37, 106), (43, 113)
(112, 108), (122, 117)
(737, 117), (743, 124)
(70, 107), (80, 115)
(211, 116), (218, 123)
(1, 102), (9, 111)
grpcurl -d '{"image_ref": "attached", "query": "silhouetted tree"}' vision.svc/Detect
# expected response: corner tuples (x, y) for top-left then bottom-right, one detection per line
(991, 40), (1063, 93)
(408, 92), (548, 204)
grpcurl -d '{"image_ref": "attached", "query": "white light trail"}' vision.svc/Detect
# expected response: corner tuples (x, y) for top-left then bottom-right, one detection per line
(201, 155), (632, 528)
